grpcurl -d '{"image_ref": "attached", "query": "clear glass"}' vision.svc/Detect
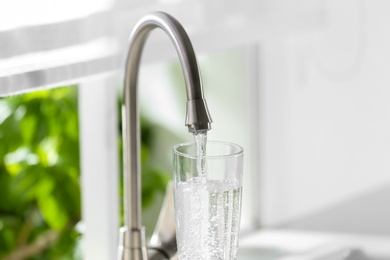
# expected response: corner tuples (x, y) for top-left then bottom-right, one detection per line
(173, 141), (244, 260)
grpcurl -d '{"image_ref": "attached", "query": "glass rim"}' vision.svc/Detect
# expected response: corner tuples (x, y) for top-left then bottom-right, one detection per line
(173, 140), (243, 159)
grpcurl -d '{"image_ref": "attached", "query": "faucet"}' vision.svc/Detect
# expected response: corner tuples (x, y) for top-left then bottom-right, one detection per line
(118, 12), (212, 260)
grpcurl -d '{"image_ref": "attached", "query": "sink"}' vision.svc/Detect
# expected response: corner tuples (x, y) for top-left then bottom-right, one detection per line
(238, 247), (388, 260)
(299, 248), (388, 260)
(238, 230), (390, 260)
(237, 247), (288, 260)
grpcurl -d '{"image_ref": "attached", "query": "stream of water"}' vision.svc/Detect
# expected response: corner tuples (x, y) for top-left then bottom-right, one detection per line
(194, 131), (207, 178)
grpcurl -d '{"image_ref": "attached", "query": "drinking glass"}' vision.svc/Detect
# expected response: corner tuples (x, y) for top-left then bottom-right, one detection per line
(173, 141), (243, 260)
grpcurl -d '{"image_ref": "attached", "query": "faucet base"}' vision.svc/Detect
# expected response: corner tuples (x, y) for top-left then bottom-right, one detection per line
(118, 226), (173, 260)
(118, 227), (148, 260)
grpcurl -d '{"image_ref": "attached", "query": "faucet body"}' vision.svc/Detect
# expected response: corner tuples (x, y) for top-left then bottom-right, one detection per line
(118, 12), (212, 260)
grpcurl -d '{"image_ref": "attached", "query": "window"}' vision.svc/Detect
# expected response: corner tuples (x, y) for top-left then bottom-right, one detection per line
(0, 86), (81, 259)
(1, 0), (120, 258)
(1, 1), (261, 259)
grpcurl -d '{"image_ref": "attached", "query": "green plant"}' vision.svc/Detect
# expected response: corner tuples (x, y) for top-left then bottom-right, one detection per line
(0, 86), (170, 259)
(0, 86), (81, 259)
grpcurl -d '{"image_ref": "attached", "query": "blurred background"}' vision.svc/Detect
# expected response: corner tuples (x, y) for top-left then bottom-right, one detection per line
(1, 0), (390, 259)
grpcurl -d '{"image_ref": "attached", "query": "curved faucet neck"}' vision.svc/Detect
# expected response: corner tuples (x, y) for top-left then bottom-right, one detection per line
(119, 12), (212, 260)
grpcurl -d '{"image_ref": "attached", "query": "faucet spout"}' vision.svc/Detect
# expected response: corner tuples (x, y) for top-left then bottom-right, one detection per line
(118, 12), (212, 260)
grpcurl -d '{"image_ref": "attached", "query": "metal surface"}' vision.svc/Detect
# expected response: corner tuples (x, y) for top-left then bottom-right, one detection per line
(149, 182), (177, 259)
(119, 12), (212, 260)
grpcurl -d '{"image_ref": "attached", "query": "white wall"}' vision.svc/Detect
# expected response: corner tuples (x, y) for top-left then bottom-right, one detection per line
(257, 0), (390, 227)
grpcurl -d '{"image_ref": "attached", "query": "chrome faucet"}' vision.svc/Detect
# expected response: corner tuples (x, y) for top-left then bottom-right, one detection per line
(118, 12), (212, 260)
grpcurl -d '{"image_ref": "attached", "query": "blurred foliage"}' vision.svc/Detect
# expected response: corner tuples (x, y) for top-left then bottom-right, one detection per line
(0, 86), (81, 259)
(140, 118), (171, 208)
(0, 86), (170, 259)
